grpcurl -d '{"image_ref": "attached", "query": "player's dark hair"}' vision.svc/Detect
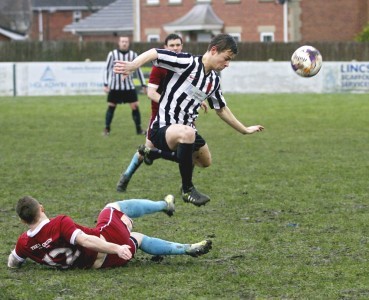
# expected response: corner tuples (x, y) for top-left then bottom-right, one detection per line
(165, 33), (183, 46)
(16, 196), (40, 224)
(207, 34), (238, 55)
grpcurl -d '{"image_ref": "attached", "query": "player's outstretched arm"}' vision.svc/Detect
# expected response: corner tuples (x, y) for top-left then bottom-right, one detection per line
(114, 48), (158, 77)
(215, 106), (264, 135)
(147, 85), (161, 103)
(76, 232), (132, 260)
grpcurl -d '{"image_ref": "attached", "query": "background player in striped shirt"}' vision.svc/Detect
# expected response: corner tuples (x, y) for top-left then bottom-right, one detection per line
(103, 36), (147, 136)
(8, 195), (212, 269)
(113, 34), (264, 207)
(116, 34), (210, 192)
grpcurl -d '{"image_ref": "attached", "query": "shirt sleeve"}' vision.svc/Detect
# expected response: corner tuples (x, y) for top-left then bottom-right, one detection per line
(12, 233), (30, 262)
(148, 66), (166, 88)
(103, 51), (113, 86)
(8, 250), (25, 268)
(59, 215), (82, 245)
(153, 49), (193, 74)
(206, 76), (227, 109)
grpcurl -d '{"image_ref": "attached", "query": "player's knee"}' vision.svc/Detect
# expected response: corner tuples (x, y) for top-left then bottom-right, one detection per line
(180, 126), (196, 143)
(105, 202), (119, 209)
(193, 147), (212, 167)
(131, 232), (144, 247)
(194, 156), (212, 168)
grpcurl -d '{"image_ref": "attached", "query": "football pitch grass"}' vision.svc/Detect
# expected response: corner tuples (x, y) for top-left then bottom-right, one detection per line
(0, 93), (368, 299)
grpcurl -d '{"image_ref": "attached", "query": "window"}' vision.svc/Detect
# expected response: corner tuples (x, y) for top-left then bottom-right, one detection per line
(73, 10), (81, 23)
(147, 0), (159, 5)
(168, 0), (182, 3)
(260, 32), (274, 42)
(196, 0), (211, 3)
(197, 33), (212, 42)
(228, 33), (241, 42)
(147, 34), (160, 42)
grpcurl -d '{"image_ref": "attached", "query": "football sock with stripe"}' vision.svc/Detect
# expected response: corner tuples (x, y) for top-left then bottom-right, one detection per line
(116, 199), (167, 218)
(148, 148), (179, 162)
(124, 152), (142, 179)
(132, 108), (142, 133)
(105, 105), (116, 130)
(139, 235), (189, 255)
(177, 143), (194, 192)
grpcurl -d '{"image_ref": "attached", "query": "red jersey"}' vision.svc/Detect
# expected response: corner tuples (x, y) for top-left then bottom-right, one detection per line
(11, 208), (135, 269)
(148, 66), (169, 124)
(12, 215), (99, 269)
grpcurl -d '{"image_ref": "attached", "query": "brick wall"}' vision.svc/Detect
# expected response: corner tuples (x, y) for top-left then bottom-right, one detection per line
(301, 0), (369, 42)
(29, 10), (92, 41)
(140, 0), (369, 43)
(140, 0), (284, 42)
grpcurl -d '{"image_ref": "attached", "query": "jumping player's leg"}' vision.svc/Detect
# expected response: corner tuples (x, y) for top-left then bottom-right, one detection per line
(106, 195), (175, 218)
(168, 126), (210, 206)
(138, 145), (179, 165)
(165, 125), (195, 190)
(141, 132), (210, 166)
(193, 144), (212, 168)
(140, 143), (211, 166)
(151, 124), (210, 206)
(131, 232), (212, 257)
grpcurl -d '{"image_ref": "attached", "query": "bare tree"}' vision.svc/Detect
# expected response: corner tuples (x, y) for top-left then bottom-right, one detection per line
(0, 0), (32, 33)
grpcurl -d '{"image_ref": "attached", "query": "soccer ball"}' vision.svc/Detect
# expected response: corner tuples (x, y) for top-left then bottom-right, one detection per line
(291, 45), (323, 77)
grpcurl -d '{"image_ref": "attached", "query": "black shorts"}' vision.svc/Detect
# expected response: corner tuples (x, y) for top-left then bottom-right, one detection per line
(107, 89), (138, 104)
(149, 122), (206, 152)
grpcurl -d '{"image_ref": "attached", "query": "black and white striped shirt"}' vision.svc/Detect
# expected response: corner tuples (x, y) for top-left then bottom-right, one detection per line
(103, 49), (146, 90)
(152, 49), (227, 128)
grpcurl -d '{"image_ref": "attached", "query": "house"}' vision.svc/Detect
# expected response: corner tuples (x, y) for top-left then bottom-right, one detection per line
(29, 0), (116, 41)
(64, 0), (134, 42)
(138, 0), (369, 43)
(139, 0), (285, 42)
(25, 0), (369, 43)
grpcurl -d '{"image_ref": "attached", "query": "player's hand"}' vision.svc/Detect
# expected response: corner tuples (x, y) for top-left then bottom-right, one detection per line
(103, 86), (110, 93)
(200, 102), (208, 113)
(116, 245), (132, 260)
(246, 125), (264, 134)
(114, 60), (134, 77)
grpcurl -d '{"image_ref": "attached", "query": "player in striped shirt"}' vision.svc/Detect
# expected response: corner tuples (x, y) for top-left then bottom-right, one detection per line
(103, 36), (147, 136)
(113, 34), (264, 207)
(8, 195), (212, 269)
(116, 34), (210, 193)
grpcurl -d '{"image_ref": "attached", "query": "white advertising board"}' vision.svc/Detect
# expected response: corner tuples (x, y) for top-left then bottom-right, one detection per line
(0, 63), (14, 96)
(15, 62), (105, 96)
(1, 61), (368, 96)
(221, 61), (369, 94)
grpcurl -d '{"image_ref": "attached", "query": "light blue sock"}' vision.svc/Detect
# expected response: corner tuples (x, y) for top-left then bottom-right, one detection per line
(140, 235), (190, 255)
(117, 199), (167, 218)
(124, 153), (142, 179)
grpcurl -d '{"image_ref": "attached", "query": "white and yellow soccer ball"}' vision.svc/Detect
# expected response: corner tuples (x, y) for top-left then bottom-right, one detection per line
(291, 45), (323, 77)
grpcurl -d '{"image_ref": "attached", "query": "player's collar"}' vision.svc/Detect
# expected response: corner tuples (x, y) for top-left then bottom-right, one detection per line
(27, 218), (50, 237)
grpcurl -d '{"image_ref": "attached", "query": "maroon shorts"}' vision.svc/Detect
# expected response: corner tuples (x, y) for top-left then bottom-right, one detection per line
(96, 207), (137, 268)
